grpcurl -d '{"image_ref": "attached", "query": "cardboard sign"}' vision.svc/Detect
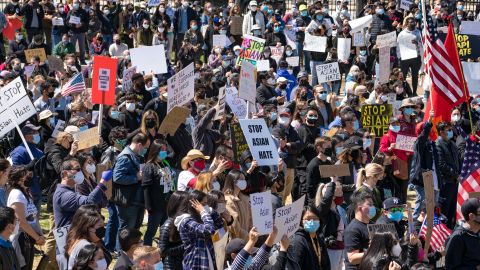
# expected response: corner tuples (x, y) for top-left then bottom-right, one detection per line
(353, 32), (365, 47)
(316, 62), (341, 83)
(236, 35), (266, 66)
(77, 127), (100, 150)
(286, 56), (299, 67)
(130, 45), (168, 74)
(0, 77), (37, 137)
(230, 16), (243, 36)
(361, 104), (393, 136)
(378, 46), (390, 84)
(24, 48), (47, 62)
(167, 63), (195, 112)
(51, 120), (66, 138)
(337, 38), (351, 61)
(122, 66), (137, 92)
(270, 46), (284, 62)
(53, 225), (70, 256)
(239, 61), (257, 104)
(469, 192), (480, 198)
(423, 170), (435, 254)
(376, 31), (397, 48)
(398, 38), (418, 60)
(460, 21), (480, 35)
(462, 62), (480, 95)
(250, 191), (273, 235)
(304, 33), (327, 52)
(367, 223), (398, 239)
(395, 134), (416, 152)
(69, 15), (81, 24)
(213, 35), (232, 47)
(239, 119), (279, 166)
(52, 17), (64, 26)
(256, 60), (270, 72)
(319, 164), (351, 177)
(349, 15), (373, 33)
(147, 0), (161, 6)
(159, 106), (191, 136)
(400, 0), (413, 10)
(91, 56), (117, 106)
(225, 87), (247, 119)
(230, 123), (249, 162)
(48, 55), (65, 73)
(273, 195), (305, 243)
(214, 87), (226, 121)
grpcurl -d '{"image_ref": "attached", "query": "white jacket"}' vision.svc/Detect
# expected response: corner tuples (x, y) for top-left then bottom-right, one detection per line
(242, 11), (266, 36)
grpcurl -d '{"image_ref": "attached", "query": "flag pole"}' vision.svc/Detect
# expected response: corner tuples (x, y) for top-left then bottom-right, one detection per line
(420, 0), (434, 110)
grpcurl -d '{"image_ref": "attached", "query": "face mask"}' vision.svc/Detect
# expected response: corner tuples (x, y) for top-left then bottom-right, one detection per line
(316, 14), (324, 21)
(319, 93), (327, 100)
(267, 78), (275, 85)
(234, 50), (240, 56)
(334, 196), (344, 205)
(303, 220), (320, 233)
(392, 243), (402, 257)
(301, 10), (308, 16)
(403, 108), (414, 116)
(236, 179), (247, 190)
(212, 181), (221, 191)
(154, 261), (164, 270)
(457, 15), (463, 20)
(389, 125), (400, 133)
(274, 27), (280, 33)
(353, 120), (360, 130)
(447, 130), (454, 139)
(360, 50), (367, 56)
(16, 34), (23, 41)
(376, 8), (384, 15)
(191, 25), (198, 30)
(223, 61), (230, 67)
(250, 6), (257, 11)
(139, 148), (148, 157)
(110, 110), (120, 119)
(158, 27), (165, 33)
(95, 259), (108, 270)
(244, 163), (252, 170)
(23, 175), (33, 187)
(193, 159), (206, 171)
(335, 100), (341, 107)
(49, 118), (55, 126)
(278, 116), (290, 127)
(270, 112), (278, 121)
(216, 202), (226, 213)
(126, 102), (136, 112)
(387, 211), (403, 222)
(74, 171), (85, 185)
(79, 125), (88, 132)
(323, 8), (329, 13)
(457, 5), (464, 10)
(415, 13), (422, 19)
(72, 3), (79, 10)
(451, 115), (460, 122)
(145, 119), (156, 129)
(116, 139), (127, 148)
(307, 115), (318, 124)
(32, 134), (41, 144)
(158, 150), (168, 160)
(95, 226), (106, 239)
(104, 9), (110, 15)
(13, 64), (21, 71)
(159, 7), (165, 13)
(143, 23), (150, 29)
(335, 146), (344, 156)
(363, 138), (371, 149)
(367, 206), (376, 219)
(85, 164), (96, 174)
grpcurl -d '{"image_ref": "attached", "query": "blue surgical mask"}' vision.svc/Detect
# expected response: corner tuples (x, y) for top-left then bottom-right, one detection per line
(301, 10), (308, 16)
(403, 108), (414, 116)
(79, 125), (88, 132)
(116, 139), (127, 148)
(387, 211), (403, 222)
(447, 130), (454, 139)
(457, 5), (464, 11)
(360, 50), (367, 56)
(363, 138), (371, 149)
(274, 27), (280, 33)
(49, 118), (55, 126)
(191, 25), (198, 30)
(72, 3), (79, 10)
(140, 148), (148, 157)
(376, 8), (384, 15)
(353, 120), (360, 130)
(244, 162), (252, 170)
(335, 100), (341, 107)
(270, 112), (278, 121)
(154, 261), (164, 270)
(390, 125), (400, 133)
(368, 206), (377, 219)
(32, 134), (41, 144)
(335, 146), (344, 156)
(111, 110), (120, 119)
(303, 220), (320, 233)
(415, 13), (422, 19)
(319, 93), (327, 100)
(316, 14), (324, 21)
(158, 150), (168, 160)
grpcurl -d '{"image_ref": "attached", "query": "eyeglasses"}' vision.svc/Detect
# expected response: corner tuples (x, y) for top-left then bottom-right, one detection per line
(71, 167), (81, 172)
(389, 207), (404, 213)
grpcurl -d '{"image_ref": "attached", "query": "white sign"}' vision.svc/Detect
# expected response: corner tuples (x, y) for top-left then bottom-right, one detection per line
(273, 195), (305, 243)
(239, 61), (257, 103)
(337, 38), (351, 62)
(239, 119), (279, 166)
(130, 45), (168, 74)
(286, 56), (299, 67)
(0, 77), (36, 137)
(316, 62), (341, 83)
(387, 93), (397, 104)
(270, 46), (284, 62)
(24, 65), (35, 78)
(69, 15), (81, 25)
(304, 33), (327, 52)
(460, 21), (480, 35)
(214, 87), (226, 120)
(376, 31), (397, 48)
(349, 15), (373, 33)
(213, 35), (232, 47)
(167, 63), (195, 112)
(250, 191), (273, 235)
(225, 87), (247, 119)
(52, 17), (64, 26)
(462, 62), (480, 95)
(256, 60), (270, 72)
(400, 0), (412, 10)
(378, 47), (391, 83)
(353, 32), (365, 47)
(284, 27), (297, 50)
(398, 38), (418, 60)
(53, 225), (70, 256)
(51, 120), (66, 138)
(395, 134), (416, 152)
(98, 68), (110, 91)
(122, 66), (137, 91)
(147, 0), (161, 6)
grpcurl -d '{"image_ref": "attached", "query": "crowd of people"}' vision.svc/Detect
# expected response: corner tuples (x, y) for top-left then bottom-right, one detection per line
(0, 0), (480, 269)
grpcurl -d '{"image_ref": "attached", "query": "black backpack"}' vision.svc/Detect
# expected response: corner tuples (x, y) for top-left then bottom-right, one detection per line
(33, 154), (57, 191)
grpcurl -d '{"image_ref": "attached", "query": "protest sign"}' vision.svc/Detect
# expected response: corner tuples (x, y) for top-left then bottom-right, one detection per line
(337, 38), (351, 61)
(225, 87), (247, 119)
(387, 93), (397, 104)
(54, 225), (70, 256)
(256, 60), (270, 72)
(51, 120), (66, 138)
(147, 0), (160, 6)
(52, 17), (64, 26)
(284, 27), (297, 50)
(398, 38), (418, 60)
(239, 61), (257, 103)
(122, 66), (137, 92)
(319, 164), (351, 177)
(460, 21), (480, 35)
(230, 16), (243, 35)
(361, 104), (393, 136)
(24, 48), (47, 62)
(423, 170), (434, 255)
(273, 195), (305, 243)
(270, 46), (284, 62)
(167, 63), (195, 112)
(213, 35), (232, 47)
(130, 45), (168, 74)
(438, 33), (480, 60)
(24, 65), (35, 78)
(304, 33), (327, 52)
(69, 15), (81, 24)
(353, 32), (365, 47)
(286, 56), (299, 67)
(239, 119), (279, 166)
(378, 46), (390, 83)
(230, 123), (249, 162)
(91, 56), (117, 106)
(250, 191), (273, 235)
(316, 62), (341, 83)
(48, 55), (65, 73)
(469, 192), (480, 199)
(236, 35), (266, 66)
(214, 87), (226, 121)
(376, 31), (397, 48)
(395, 134), (416, 152)
(213, 232), (229, 270)
(77, 127), (100, 150)
(0, 77), (37, 138)
(400, 0), (412, 10)
(349, 15), (373, 33)
(159, 106), (191, 136)
(462, 62), (480, 95)
(367, 224), (398, 239)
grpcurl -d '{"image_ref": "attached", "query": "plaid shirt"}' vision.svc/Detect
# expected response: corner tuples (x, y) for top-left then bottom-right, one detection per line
(229, 244), (272, 270)
(179, 211), (224, 270)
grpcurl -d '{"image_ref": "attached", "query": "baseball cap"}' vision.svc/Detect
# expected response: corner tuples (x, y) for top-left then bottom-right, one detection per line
(383, 197), (402, 210)
(276, 77), (288, 84)
(299, 4), (308, 11)
(21, 123), (40, 135)
(344, 136), (362, 150)
(39, 110), (53, 121)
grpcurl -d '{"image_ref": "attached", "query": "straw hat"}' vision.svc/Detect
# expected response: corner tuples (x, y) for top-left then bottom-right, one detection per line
(181, 149), (210, 170)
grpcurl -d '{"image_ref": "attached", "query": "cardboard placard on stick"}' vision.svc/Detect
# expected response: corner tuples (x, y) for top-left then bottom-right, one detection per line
(319, 164), (351, 177)
(423, 170), (434, 256)
(48, 55), (65, 73)
(367, 223), (398, 239)
(230, 123), (249, 163)
(24, 48), (47, 62)
(159, 106), (191, 136)
(77, 127), (100, 150)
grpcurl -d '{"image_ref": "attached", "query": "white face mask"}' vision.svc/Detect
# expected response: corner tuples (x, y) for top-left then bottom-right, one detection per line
(95, 259), (108, 270)
(451, 114), (460, 122)
(216, 203), (226, 213)
(126, 102), (136, 112)
(267, 78), (275, 85)
(278, 116), (290, 127)
(250, 6), (257, 11)
(203, 205), (212, 213)
(212, 181), (221, 190)
(392, 243), (402, 257)
(236, 179), (247, 190)
(74, 171), (85, 185)
(143, 23), (150, 29)
(86, 164), (96, 174)
(9, 220), (20, 241)
(159, 7), (165, 13)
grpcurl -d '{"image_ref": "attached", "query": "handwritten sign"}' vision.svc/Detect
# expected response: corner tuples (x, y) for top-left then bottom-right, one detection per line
(361, 104), (393, 136)
(270, 46), (284, 62)
(52, 17), (64, 26)
(51, 120), (66, 138)
(273, 195), (305, 243)
(53, 225), (70, 256)
(304, 32), (327, 52)
(239, 61), (257, 103)
(225, 87), (247, 119)
(319, 164), (351, 177)
(286, 56), (299, 67)
(367, 223), (398, 239)
(77, 127), (100, 150)
(256, 60), (270, 72)
(395, 134), (416, 152)
(213, 35), (231, 47)
(147, 0), (161, 6)
(376, 31), (397, 48)
(122, 66), (136, 92)
(236, 35), (266, 66)
(24, 48), (47, 62)
(337, 38), (351, 62)
(48, 55), (65, 73)
(159, 106), (191, 136)
(214, 87), (226, 120)
(316, 62), (341, 83)
(250, 191), (273, 235)
(167, 63), (194, 112)
(69, 15), (81, 25)
(378, 46), (390, 84)
(24, 65), (35, 78)
(230, 123), (249, 162)
(353, 32), (365, 47)
(239, 119), (279, 166)
(400, 0), (412, 10)
(230, 16), (243, 36)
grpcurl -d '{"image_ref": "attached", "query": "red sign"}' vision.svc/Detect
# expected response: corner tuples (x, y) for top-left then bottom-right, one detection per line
(91, 56), (117, 105)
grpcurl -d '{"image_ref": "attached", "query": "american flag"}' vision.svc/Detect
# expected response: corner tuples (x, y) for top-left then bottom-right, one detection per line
(419, 214), (452, 251)
(456, 138), (480, 220)
(61, 72), (86, 97)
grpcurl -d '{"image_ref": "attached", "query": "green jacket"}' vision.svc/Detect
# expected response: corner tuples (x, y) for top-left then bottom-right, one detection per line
(53, 42), (76, 58)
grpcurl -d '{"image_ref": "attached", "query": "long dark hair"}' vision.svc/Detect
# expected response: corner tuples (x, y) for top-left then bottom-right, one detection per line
(166, 191), (189, 242)
(145, 139), (167, 164)
(7, 166), (31, 201)
(207, 190), (224, 210)
(187, 190), (207, 223)
(359, 232), (397, 270)
(222, 169), (244, 195)
(71, 244), (98, 270)
(65, 209), (103, 258)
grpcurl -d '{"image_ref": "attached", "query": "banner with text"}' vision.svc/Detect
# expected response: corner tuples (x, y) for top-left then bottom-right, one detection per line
(167, 63), (195, 112)
(239, 119), (279, 166)
(360, 104), (393, 136)
(236, 35), (266, 66)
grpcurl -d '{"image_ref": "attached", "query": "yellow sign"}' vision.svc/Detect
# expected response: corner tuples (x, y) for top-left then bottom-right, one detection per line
(24, 48), (47, 62)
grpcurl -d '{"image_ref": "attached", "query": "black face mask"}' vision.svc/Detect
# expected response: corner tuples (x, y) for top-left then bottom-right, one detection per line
(299, 79), (308, 86)
(306, 118), (317, 125)
(48, 91), (54, 98)
(23, 176), (33, 187)
(145, 119), (156, 129)
(300, 93), (308, 101)
(115, 40), (120, 44)
(95, 227), (106, 239)
(324, 147), (333, 157)
(276, 182), (285, 193)
(278, 84), (287, 90)
(136, 81), (145, 90)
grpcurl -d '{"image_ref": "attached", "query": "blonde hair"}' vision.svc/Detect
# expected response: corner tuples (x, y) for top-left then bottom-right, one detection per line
(356, 163), (384, 189)
(133, 246), (160, 265)
(314, 183), (327, 207)
(194, 172), (213, 193)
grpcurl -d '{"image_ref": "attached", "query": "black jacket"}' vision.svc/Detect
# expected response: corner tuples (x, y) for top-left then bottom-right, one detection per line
(8, 39), (28, 63)
(96, 3), (121, 35)
(297, 123), (321, 168)
(307, 157), (333, 205)
(113, 251), (133, 270)
(279, 125), (304, 168)
(370, 14), (393, 42)
(166, 124), (193, 170)
(66, 8), (90, 33)
(159, 218), (184, 270)
(256, 83), (278, 106)
(375, 215), (406, 241)
(142, 162), (171, 213)
(193, 107), (223, 158)
(445, 225), (480, 270)
(118, 110), (141, 133)
(436, 137), (461, 184)
(0, 239), (20, 270)
(21, 2), (44, 29)
(286, 229), (331, 270)
(316, 182), (343, 247)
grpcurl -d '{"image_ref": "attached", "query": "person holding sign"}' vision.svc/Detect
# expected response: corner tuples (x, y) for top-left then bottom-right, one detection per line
(375, 197), (407, 240)
(397, 17), (422, 96)
(66, 0), (89, 64)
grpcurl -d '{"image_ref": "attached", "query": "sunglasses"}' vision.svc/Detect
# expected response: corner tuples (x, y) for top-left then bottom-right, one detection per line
(389, 207), (404, 213)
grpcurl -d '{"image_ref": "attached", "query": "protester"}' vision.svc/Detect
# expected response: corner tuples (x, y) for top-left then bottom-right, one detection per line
(0, 206), (20, 270)
(113, 228), (143, 270)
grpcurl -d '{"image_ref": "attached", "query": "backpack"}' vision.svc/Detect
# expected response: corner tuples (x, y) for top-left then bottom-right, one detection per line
(33, 154), (57, 191)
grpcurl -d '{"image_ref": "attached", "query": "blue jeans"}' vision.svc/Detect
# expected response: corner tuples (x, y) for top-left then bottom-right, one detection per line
(323, 81), (341, 95)
(105, 202), (119, 251)
(116, 205), (144, 230)
(144, 211), (166, 246)
(52, 34), (62, 54)
(296, 41), (311, 73)
(103, 34), (113, 49)
(70, 32), (86, 63)
(310, 60), (324, 86)
(411, 184), (440, 219)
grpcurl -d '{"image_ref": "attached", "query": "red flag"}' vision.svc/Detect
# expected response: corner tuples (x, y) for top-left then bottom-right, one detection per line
(444, 21), (469, 104)
(91, 56), (118, 106)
